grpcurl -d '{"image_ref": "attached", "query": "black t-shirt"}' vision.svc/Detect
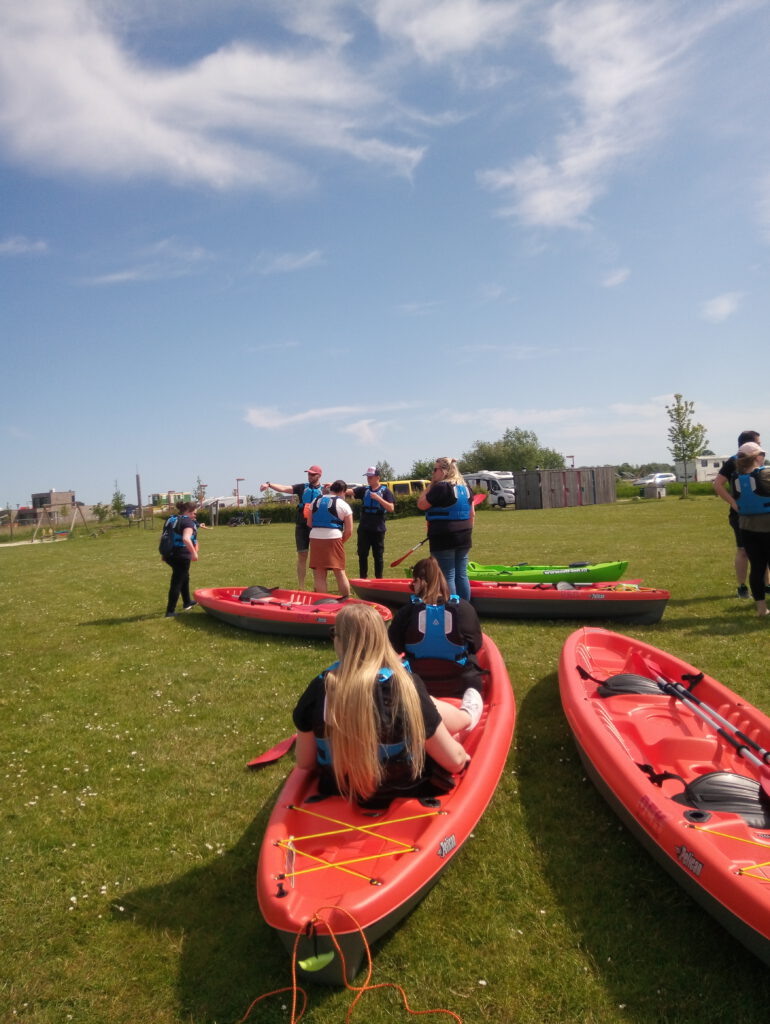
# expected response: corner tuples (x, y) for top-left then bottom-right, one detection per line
(352, 484), (395, 533)
(388, 598), (484, 697)
(170, 515), (198, 560)
(291, 482), (322, 526)
(424, 481), (472, 551)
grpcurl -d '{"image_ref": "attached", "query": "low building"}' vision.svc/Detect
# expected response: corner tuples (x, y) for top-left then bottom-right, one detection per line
(31, 489), (76, 510)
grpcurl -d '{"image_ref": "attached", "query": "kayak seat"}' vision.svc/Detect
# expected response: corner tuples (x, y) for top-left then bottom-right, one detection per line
(672, 771), (770, 829)
(239, 585), (277, 602)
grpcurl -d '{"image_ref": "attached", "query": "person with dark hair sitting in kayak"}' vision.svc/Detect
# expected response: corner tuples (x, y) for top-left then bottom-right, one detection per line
(388, 556), (484, 732)
(293, 603), (470, 806)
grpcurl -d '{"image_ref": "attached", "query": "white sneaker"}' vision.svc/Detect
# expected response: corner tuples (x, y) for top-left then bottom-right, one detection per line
(460, 688), (484, 731)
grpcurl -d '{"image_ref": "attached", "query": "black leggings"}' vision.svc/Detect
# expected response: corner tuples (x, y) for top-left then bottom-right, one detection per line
(358, 529), (385, 578)
(166, 556), (192, 614)
(741, 530), (770, 601)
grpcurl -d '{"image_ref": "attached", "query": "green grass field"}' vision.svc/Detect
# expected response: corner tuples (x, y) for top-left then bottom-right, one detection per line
(3, 497), (770, 1024)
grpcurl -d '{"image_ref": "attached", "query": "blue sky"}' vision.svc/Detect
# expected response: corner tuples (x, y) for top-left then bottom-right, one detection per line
(2, 0), (770, 506)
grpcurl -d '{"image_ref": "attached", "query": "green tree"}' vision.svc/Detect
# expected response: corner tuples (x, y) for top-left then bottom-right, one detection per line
(459, 428), (564, 472)
(375, 460), (397, 480)
(110, 481), (125, 516)
(91, 502), (111, 523)
(666, 393), (709, 497)
(408, 458), (435, 479)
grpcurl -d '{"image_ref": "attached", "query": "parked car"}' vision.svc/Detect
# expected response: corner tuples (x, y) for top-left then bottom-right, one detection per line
(632, 472), (677, 486)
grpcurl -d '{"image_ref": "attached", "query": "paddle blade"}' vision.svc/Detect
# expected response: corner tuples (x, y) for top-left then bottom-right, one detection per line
(246, 734), (296, 769)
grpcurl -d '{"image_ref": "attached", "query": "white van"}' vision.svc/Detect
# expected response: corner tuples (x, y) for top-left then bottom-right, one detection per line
(464, 470), (516, 509)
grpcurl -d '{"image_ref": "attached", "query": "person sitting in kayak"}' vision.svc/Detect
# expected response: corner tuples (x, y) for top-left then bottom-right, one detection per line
(293, 603), (470, 805)
(388, 557), (484, 732)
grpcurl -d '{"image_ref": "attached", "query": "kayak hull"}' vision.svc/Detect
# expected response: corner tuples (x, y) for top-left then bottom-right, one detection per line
(559, 626), (770, 965)
(194, 587), (391, 639)
(350, 578), (668, 625)
(467, 560), (628, 583)
(257, 635), (515, 984)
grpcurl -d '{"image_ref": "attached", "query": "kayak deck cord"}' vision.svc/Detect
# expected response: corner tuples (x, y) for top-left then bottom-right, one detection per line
(273, 803), (442, 882)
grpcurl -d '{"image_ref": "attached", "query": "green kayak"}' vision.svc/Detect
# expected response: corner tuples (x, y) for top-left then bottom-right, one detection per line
(467, 560), (629, 584)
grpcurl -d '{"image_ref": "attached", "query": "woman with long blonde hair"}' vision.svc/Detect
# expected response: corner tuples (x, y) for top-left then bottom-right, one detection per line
(416, 456), (474, 600)
(293, 603), (469, 804)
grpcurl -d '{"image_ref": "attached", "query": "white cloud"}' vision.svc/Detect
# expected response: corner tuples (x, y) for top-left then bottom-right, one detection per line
(602, 267), (629, 287)
(245, 404), (370, 430)
(371, 0), (524, 62)
(478, 1), (751, 229)
(0, 235), (48, 255)
(252, 250), (325, 274)
(701, 292), (743, 323)
(339, 418), (383, 446)
(0, 1), (424, 190)
(81, 238), (211, 285)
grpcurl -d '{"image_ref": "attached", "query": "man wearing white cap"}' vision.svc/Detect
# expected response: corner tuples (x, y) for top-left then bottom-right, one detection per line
(350, 467), (395, 579)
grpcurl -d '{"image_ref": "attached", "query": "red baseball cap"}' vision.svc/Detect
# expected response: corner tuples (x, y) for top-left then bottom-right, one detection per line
(305, 465), (323, 475)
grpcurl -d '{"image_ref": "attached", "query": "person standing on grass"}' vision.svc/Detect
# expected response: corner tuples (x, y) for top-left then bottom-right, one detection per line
(349, 467), (395, 579)
(164, 501), (199, 618)
(261, 465), (324, 589)
(309, 480), (353, 598)
(417, 456), (474, 601)
(734, 441), (770, 618)
(714, 430), (768, 599)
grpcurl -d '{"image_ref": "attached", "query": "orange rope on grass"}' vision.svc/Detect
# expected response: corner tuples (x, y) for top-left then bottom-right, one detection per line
(311, 905), (464, 1023)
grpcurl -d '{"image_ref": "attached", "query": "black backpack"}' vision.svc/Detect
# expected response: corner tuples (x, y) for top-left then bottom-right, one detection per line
(159, 515), (180, 561)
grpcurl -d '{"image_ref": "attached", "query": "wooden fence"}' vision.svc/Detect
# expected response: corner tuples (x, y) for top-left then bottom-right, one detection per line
(511, 467), (616, 510)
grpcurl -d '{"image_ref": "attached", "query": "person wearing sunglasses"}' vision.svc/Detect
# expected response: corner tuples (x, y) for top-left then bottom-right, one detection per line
(293, 603), (470, 806)
(416, 456), (474, 601)
(388, 557), (484, 731)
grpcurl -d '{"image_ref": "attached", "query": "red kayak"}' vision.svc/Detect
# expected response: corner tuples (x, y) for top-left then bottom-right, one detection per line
(350, 577), (669, 625)
(560, 627), (770, 965)
(257, 634), (515, 984)
(194, 586), (391, 639)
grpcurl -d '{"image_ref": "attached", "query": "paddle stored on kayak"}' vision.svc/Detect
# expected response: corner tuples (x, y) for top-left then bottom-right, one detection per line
(194, 586), (391, 639)
(350, 578), (668, 625)
(559, 626), (770, 966)
(257, 634), (515, 985)
(467, 559), (628, 583)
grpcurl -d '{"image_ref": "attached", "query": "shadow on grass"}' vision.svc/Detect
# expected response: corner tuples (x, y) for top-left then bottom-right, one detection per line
(82, 614), (162, 625)
(516, 672), (770, 1023)
(116, 779), (330, 1024)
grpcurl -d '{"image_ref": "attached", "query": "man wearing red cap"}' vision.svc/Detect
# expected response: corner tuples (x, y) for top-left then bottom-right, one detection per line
(261, 466), (324, 588)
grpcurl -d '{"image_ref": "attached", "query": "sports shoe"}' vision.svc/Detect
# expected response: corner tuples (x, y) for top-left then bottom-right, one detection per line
(182, 602), (197, 611)
(737, 585), (750, 599)
(460, 688), (484, 731)
(165, 611), (176, 618)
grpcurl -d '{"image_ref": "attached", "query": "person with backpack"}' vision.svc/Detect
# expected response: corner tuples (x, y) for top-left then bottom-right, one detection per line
(309, 479), (353, 598)
(388, 557), (484, 732)
(162, 501), (200, 617)
(733, 442), (770, 617)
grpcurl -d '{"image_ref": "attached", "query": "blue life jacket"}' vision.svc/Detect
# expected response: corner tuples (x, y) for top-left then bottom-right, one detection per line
(173, 515), (197, 550)
(314, 666), (406, 765)
(735, 471), (770, 515)
(311, 494), (344, 530)
(405, 596), (468, 664)
(301, 484), (323, 510)
(425, 483), (471, 522)
(363, 486), (387, 515)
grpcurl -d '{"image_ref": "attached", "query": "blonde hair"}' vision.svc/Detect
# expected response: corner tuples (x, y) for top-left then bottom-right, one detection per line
(738, 452), (764, 474)
(412, 557), (450, 605)
(324, 604), (426, 802)
(434, 456), (465, 487)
